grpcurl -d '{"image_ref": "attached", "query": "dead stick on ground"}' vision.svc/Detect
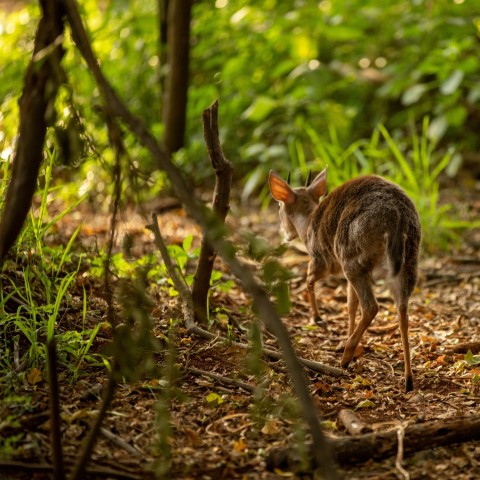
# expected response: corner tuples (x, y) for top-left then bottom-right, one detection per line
(187, 366), (256, 393)
(0, 460), (142, 480)
(100, 427), (144, 456)
(338, 409), (371, 435)
(64, 4), (336, 475)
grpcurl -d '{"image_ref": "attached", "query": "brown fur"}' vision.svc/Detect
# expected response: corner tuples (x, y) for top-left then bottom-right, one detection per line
(269, 170), (421, 392)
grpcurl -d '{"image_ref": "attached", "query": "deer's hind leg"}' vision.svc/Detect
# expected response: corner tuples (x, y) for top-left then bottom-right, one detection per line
(347, 281), (359, 336)
(390, 276), (414, 393)
(341, 274), (378, 369)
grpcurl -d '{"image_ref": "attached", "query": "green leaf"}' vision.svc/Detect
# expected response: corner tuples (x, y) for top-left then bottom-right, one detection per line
(440, 69), (464, 95)
(182, 235), (193, 253)
(465, 350), (480, 366)
(205, 392), (223, 405)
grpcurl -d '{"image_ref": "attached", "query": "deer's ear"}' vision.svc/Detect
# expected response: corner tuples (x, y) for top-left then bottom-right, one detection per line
(307, 167), (327, 200)
(269, 171), (295, 204)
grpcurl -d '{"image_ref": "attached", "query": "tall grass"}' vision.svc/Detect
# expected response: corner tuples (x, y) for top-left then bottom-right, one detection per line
(0, 151), (99, 382)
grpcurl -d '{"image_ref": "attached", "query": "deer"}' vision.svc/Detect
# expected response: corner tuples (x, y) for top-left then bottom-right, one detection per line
(268, 168), (421, 392)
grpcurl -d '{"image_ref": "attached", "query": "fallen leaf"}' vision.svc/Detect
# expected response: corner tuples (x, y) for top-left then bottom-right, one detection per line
(354, 399), (375, 410)
(261, 419), (281, 435)
(26, 367), (43, 385)
(233, 437), (247, 453)
(205, 392), (223, 405)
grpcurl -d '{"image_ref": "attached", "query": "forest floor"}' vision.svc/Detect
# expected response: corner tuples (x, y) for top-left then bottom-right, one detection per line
(1, 176), (480, 480)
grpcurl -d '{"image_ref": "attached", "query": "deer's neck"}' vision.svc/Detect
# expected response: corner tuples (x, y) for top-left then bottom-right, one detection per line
(293, 212), (313, 246)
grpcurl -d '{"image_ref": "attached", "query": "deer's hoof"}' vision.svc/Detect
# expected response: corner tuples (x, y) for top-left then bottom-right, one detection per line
(313, 315), (327, 328)
(405, 376), (414, 393)
(340, 358), (351, 369)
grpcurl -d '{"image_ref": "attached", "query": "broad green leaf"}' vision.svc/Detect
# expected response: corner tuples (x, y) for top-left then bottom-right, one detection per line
(182, 234), (193, 253)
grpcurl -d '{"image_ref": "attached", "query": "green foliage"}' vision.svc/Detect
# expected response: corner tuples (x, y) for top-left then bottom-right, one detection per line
(0, 1), (477, 253)
(0, 154), (100, 381)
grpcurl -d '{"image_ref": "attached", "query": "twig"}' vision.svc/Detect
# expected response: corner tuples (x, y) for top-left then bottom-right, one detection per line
(146, 213), (194, 330)
(47, 338), (65, 480)
(395, 425), (410, 480)
(70, 374), (117, 480)
(187, 366), (256, 393)
(100, 427), (143, 456)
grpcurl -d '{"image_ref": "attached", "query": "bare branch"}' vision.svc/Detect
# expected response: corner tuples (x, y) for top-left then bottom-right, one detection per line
(191, 100), (234, 324)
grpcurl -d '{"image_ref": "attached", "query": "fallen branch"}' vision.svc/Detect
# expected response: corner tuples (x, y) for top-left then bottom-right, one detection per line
(266, 414), (480, 472)
(444, 341), (480, 355)
(338, 409), (371, 435)
(0, 459), (143, 480)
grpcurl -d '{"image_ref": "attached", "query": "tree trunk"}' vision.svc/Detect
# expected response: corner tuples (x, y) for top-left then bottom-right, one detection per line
(0, 0), (65, 262)
(162, 0), (191, 155)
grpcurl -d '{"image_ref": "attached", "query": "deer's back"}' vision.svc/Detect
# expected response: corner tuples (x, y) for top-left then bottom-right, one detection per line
(307, 175), (420, 273)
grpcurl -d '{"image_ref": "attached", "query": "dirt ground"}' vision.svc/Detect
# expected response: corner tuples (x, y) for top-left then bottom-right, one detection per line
(1, 177), (480, 480)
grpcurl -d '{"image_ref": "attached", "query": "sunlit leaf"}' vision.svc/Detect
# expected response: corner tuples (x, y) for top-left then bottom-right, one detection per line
(354, 399), (375, 410)
(401, 84), (427, 106)
(182, 234), (193, 252)
(440, 69), (464, 95)
(205, 392), (224, 404)
(233, 437), (247, 452)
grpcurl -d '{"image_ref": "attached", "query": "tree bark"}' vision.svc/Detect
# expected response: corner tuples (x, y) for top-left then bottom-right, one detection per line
(191, 100), (233, 324)
(0, 0), (65, 262)
(266, 414), (480, 472)
(162, 0), (191, 154)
